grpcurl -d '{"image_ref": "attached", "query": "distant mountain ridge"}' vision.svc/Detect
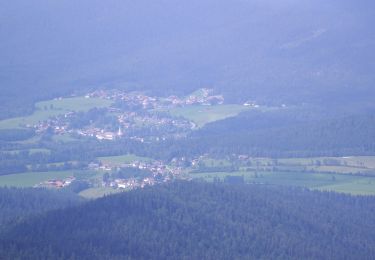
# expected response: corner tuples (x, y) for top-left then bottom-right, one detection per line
(1, 0), (375, 118)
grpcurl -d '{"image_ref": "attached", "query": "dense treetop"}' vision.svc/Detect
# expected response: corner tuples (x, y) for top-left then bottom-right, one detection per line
(1, 182), (375, 259)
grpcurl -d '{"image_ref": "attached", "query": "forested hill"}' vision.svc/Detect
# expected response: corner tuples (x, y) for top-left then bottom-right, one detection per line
(188, 112), (375, 157)
(1, 182), (375, 259)
(1, 0), (375, 119)
(0, 188), (81, 231)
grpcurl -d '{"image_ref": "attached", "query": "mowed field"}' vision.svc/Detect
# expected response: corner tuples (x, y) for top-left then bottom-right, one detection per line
(189, 170), (375, 195)
(0, 97), (113, 129)
(0, 171), (74, 187)
(190, 156), (375, 195)
(98, 154), (153, 166)
(3, 148), (51, 155)
(277, 156), (375, 169)
(159, 105), (251, 127)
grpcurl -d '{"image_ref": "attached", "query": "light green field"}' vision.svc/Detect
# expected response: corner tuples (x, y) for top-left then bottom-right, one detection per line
(189, 170), (375, 196)
(3, 148), (51, 155)
(79, 187), (123, 199)
(342, 156), (375, 168)
(278, 156), (375, 169)
(0, 97), (113, 129)
(244, 156), (375, 175)
(161, 105), (251, 127)
(317, 178), (375, 195)
(308, 165), (374, 175)
(98, 154), (153, 166)
(201, 158), (232, 167)
(0, 171), (74, 187)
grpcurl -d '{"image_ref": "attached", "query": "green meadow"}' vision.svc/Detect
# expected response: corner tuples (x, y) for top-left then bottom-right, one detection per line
(3, 148), (51, 155)
(98, 154), (153, 166)
(277, 156), (375, 169)
(0, 96), (113, 129)
(160, 104), (251, 127)
(189, 170), (375, 195)
(0, 171), (74, 187)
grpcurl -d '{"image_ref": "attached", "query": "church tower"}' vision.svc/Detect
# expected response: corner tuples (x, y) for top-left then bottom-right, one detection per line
(117, 126), (123, 136)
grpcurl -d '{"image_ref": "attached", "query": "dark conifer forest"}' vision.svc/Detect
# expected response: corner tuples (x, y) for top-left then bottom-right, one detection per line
(1, 182), (375, 260)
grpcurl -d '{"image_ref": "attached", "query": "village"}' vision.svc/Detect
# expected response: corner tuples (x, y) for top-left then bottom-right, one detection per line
(28, 88), (224, 142)
(24, 88), (259, 192)
(85, 88), (224, 109)
(21, 88), (233, 192)
(97, 158), (184, 190)
(35, 157), (186, 191)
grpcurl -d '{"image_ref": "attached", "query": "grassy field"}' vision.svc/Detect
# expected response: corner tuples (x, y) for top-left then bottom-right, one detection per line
(0, 96), (113, 129)
(159, 105), (251, 127)
(98, 154), (153, 166)
(189, 170), (375, 195)
(201, 158), (232, 167)
(316, 178), (375, 195)
(3, 148), (51, 155)
(307, 165), (375, 175)
(0, 171), (75, 187)
(242, 156), (375, 175)
(191, 155), (375, 195)
(277, 156), (375, 169)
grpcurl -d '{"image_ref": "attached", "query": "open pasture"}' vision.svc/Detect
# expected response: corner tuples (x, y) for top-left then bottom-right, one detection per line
(98, 154), (153, 166)
(0, 96), (112, 130)
(277, 156), (375, 169)
(0, 171), (74, 187)
(189, 170), (375, 195)
(160, 104), (251, 127)
(2, 148), (51, 155)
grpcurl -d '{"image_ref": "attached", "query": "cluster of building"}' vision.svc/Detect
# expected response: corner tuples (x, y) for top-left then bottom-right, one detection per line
(35, 176), (75, 189)
(118, 111), (192, 131)
(90, 159), (183, 190)
(77, 127), (123, 141)
(243, 100), (260, 108)
(30, 89), (211, 140)
(26, 88), (228, 144)
(86, 88), (225, 109)
(110, 177), (156, 190)
(29, 112), (73, 135)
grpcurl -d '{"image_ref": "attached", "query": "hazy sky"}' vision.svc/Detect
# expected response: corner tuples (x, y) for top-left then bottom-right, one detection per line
(1, 0), (374, 101)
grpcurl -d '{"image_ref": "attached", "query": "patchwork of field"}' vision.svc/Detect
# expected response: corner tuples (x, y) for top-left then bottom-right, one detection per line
(190, 156), (375, 195)
(277, 156), (375, 169)
(189, 170), (375, 195)
(159, 105), (252, 127)
(252, 156), (375, 175)
(0, 155), (374, 195)
(0, 97), (112, 129)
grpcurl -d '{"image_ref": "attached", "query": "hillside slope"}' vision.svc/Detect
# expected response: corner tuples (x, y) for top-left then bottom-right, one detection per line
(1, 182), (375, 259)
